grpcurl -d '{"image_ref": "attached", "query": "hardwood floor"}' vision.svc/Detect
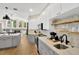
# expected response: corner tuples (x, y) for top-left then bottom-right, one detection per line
(0, 35), (38, 55)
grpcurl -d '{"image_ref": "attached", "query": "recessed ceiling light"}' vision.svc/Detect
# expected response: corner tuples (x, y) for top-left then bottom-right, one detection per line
(29, 8), (33, 12)
(5, 7), (8, 9)
(13, 8), (18, 11)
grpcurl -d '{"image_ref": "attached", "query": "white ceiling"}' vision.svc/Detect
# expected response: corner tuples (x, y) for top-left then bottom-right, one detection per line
(0, 3), (48, 19)
(55, 6), (79, 19)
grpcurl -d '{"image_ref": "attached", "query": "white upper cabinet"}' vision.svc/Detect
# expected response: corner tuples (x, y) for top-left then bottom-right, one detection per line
(61, 3), (79, 14)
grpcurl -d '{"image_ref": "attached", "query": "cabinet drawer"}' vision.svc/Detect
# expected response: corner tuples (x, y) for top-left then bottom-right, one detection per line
(27, 35), (35, 43)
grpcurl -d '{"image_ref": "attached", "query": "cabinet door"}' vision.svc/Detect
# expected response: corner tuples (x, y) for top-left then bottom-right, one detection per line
(0, 36), (12, 48)
(39, 39), (58, 55)
(0, 39), (5, 48)
(47, 46), (58, 55)
(12, 35), (21, 47)
(27, 35), (35, 44)
(39, 39), (48, 55)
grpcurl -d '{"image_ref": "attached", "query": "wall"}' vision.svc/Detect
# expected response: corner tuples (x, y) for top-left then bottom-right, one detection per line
(29, 17), (49, 30)
(29, 18), (41, 30)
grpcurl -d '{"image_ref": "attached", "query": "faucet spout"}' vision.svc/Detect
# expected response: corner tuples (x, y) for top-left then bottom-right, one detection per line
(60, 34), (69, 45)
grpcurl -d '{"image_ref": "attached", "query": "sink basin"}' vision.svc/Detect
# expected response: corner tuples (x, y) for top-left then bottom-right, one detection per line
(54, 44), (68, 49)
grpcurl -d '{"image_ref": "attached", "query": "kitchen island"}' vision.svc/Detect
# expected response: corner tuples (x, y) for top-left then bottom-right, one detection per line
(0, 33), (21, 49)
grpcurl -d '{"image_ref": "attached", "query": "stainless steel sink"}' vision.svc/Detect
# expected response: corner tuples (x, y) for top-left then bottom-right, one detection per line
(54, 44), (68, 49)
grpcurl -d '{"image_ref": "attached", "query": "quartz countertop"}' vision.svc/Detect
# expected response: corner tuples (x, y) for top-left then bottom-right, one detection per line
(28, 30), (50, 36)
(38, 36), (79, 55)
(0, 33), (20, 37)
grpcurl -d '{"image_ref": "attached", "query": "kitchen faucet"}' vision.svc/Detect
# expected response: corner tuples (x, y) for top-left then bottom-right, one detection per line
(60, 34), (69, 45)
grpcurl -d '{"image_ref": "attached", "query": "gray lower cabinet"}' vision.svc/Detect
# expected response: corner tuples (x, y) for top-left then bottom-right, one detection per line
(39, 39), (58, 55)
(0, 36), (12, 48)
(12, 35), (21, 47)
(27, 35), (35, 44)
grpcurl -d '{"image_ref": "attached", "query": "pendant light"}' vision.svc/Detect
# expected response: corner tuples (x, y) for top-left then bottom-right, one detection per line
(3, 14), (10, 20)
